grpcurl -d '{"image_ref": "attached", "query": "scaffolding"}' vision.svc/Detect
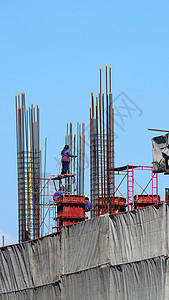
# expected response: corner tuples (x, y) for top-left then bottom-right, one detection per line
(39, 174), (81, 234)
(113, 165), (159, 210)
(39, 122), (86, 235)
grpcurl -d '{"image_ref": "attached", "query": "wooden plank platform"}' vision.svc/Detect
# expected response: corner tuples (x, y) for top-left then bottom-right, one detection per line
(51, 174), (76, 180)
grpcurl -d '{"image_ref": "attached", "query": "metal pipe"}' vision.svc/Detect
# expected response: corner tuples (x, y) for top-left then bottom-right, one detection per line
(38, 150), (41, 236)
(18, 94), (20, 109)
(31, 107), (36, 238)
(106, 65), (108, 96)
(99, 92), (103, 213)
(25, 109), (28, 155)
(69, 123), (72, 192)
(31, 107), (34, 152)
(74, 134), (76, 176)
(26, 109), (30, 234)
(109, 94), (112, 203)
(79, 135), (81, 195)
(18, 107), (23, 240)
(67, 123), (69, 139)
(100, 67), (101, 94)
(82, 123), (85, 195)
(33, 107), (35, 123)
(111, 103), (115, 197)
(37, 106), (40, 152)
(109, 66), (111, 93)
(102, 93), (106, 214)
(91, 92), (94, 118)
(109, 102), (112, 213)
(90, 98), (95, 215)
(78, 124), (81, 194)
(106, 93), (109, 198)
(29, 125), (33, 239)
(90, 114), (93, 217)
(43, 137), (47, 236)
(90, 107), (93, 216)
(65, 125), (68, 191)
(21, 93), (26, 235)
(148, 128), (169, 132)
(83, 134), (85, 195)
(15, 95), (18, 152)
(96, 103), (99, 216)
(93, 117), (97, 217)
(77, 122), (79, 195)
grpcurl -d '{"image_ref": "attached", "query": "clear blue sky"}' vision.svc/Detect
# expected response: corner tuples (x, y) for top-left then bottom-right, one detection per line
(0, 0), (169, 245)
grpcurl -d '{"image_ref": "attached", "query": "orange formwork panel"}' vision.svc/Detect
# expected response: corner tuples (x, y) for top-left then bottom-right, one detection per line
(97, 196), (126, 215)
(134, 194), (161, 209)
(54, 195), (86, 231)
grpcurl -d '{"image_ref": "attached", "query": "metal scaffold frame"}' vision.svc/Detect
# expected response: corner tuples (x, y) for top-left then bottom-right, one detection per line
(39, 122), (86, 235)
(39, 175), (57, 235)
(113, 165), (159, 210)
(39, 174), (80, 235)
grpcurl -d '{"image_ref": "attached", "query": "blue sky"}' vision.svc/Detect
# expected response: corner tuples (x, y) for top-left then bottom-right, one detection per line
(0, 1), (169, 245)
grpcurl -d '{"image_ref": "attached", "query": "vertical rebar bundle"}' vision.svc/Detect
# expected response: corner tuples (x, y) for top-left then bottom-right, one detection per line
(15, 93), (41, 242)
(64, 122), (85, 195)
(90, 66), (115, 217)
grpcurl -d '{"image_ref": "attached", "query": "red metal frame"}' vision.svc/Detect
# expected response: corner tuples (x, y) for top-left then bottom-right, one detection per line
(38, 166), (159, 236)
(114, 165), (159, 211)
(39, 175), (87, 235)
(126, 165), (158, 210)
(134, 194), (161, 209)
(97, 197), (126, 215)
(54, 195), (86, 231)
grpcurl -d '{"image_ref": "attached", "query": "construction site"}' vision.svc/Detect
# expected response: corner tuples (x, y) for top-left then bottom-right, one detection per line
(1, 66), (169, 299)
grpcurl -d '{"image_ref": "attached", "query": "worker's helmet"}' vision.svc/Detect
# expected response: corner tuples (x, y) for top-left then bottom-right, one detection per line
(85, 194), (89, 200)
(64, 145), (69, 150)
(26, 228), (29, 231)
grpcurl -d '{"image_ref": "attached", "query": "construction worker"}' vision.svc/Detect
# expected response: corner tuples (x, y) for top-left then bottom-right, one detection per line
(85, 195), (91, 212)
(53, 186), (64, 202)
(25, 228), (30, 241)
(53, 190), (62, 202)
(61, 145), (77, 175)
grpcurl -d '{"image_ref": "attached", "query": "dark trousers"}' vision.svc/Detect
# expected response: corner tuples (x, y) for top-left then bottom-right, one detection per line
(61, 161), (69, 174)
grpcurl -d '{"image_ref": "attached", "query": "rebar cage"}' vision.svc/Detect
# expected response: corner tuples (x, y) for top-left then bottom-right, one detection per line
(90, 66), (115, 217)
(15, 93), (41, 242)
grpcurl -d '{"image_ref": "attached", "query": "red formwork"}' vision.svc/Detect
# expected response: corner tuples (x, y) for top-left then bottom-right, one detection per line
(134, 194), (161, 209)
(54, 195), (86, 231)
(97, 197), (126, 215)
(57, 206), (85, 218)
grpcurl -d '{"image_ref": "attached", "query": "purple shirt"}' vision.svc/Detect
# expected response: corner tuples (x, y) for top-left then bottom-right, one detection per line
(64, 150), (76, 158)
(61, 150), (76, 162)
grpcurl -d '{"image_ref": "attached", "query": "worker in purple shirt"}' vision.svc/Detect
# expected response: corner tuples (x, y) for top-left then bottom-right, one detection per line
(61, 145), (77, 174)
